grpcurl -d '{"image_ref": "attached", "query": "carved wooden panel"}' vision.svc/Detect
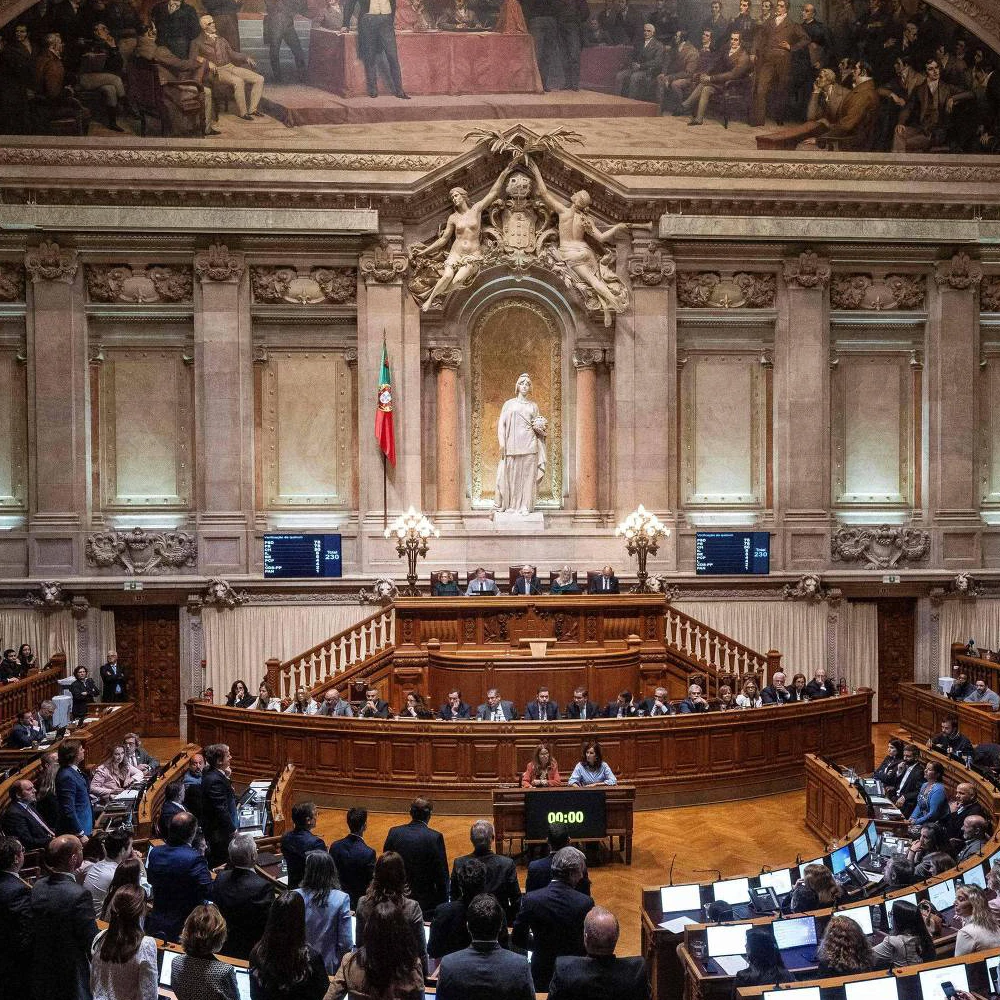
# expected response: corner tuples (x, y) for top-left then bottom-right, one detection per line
(112, 605), (181, 737)
(258, 350), (353, 508)
(877, 599), (916, 723)
(900, 683), (1000, 745)
(0, 350), (27, 510)
(832, 354), (914, 509)
(680, 354), (766, 508)
(98, 350), (193, 510)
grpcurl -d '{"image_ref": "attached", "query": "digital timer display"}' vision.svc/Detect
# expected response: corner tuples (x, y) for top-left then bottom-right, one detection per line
(524, 789), (608, 841)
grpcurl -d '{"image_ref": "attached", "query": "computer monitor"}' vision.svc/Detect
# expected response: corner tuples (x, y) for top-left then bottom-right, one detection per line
(985, 955), (1000, 996)
(233, 968), (252, 1000)
(712, 878), (751, 905)
(844, 978), (901, 1000)
(159, 951), (177, 987)
(660, 884), (702, 914)
(771, 916), (818, 951)
(706, 923), (752, 957)
(759, 869), (793, 895)
(927, 879), (957, 912)
(837, 906), (874, 935)
(798, 858), (826, 876)
(853, 834), (871, 864)
(961, 864), (988, 890)
(887, 893), (919, 931)
(763, 988), (821, 1000)
(865, 821), (879, 850)
(831, 845), (852, 874)
(917, 963), (970, 999)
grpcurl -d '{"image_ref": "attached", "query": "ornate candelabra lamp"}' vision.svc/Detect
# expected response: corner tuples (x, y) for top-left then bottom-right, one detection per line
(385, 506), (439, 596)
(615, 504), (669, 593)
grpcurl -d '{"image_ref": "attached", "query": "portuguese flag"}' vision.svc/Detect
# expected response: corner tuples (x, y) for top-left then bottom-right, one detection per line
(375, 339), (396, 467)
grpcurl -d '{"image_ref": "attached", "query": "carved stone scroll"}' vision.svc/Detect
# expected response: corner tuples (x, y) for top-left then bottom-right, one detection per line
(360, 237), (407, 284)
(86, 264), (193, 303)
(627, 240), (677, 287)
(934, 253), (983, 290)
(783, 251), (831, 289)
(250, 266), (357, 304)
(194, 243), (244, 283)
(831, 525), (930, 569)
(85, 527), (197, 574)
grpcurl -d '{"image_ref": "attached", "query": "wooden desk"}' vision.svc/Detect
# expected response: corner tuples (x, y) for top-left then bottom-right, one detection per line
(804, 753), (869, 844)
(492, 784), (635, 863)
(899, 681), (1000, 745)
(135, 743), (199, 841)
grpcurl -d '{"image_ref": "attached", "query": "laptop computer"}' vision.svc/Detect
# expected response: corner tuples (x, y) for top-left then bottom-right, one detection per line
(659, 883), (703, 928)
(771, 915), (818, 969)
(705, 923), (751, 976)
(844, 978), (900, 1000)
(712, 878), (752, 920)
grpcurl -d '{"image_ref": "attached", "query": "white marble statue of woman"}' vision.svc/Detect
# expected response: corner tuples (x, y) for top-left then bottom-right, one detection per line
(495, 373), (547, 515)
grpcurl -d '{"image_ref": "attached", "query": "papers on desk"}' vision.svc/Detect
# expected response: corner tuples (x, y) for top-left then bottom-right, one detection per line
(877, 807), (904, 820)
(715, 956), (750, 976)
(83, 717), (99, 724)
(112, 789), (140, 801)
(659, 915), (697, 933)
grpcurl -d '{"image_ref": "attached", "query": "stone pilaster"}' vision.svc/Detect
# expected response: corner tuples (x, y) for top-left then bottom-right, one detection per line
(25, 240), (86, 575)
(573, 347), (603, 519)
(430, 346), (462, 519)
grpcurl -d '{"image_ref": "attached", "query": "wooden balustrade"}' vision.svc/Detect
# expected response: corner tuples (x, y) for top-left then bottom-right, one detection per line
(949, 642), (1000, 694)
(0, 657), (65, 732)
(899, 681), (1000, 744)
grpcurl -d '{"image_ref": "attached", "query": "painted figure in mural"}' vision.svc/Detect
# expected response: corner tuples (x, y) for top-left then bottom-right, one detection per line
(496, 373), (548, 515)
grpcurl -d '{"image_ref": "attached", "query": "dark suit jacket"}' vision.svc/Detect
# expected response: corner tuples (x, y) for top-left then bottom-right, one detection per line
(525, 855), (592, 897)
(30, 872), (98, 1000)
(436, 941), (535, 1000)
(429, 900), (511, 959)
(358, 698), (390, 719)
(1, 801), (54, 850)
(158, 798), (186, 839)
(761, 685), (792, 705)
(68, 678), (98, 719)
(201, 766), (238, 861)
(151, 0), (203, 59)
(548, 954), (651, 1000)
(563, 700), (601, 721)
(931, 731), (974, 757)
(99, 660), (127, 701)
(383, 819), (449, 916)
(343, 0), (397, 25)
(588, 575), (619, 594)
(946, 800), (988, 841)
(637, 697), (673, 717)
(512, 880), (595, 992)
(439, 701), (471, 720)
(451, 849), (521, 923)
(6, 721), (43, 748)
(804, 678), (836, 699)
(524, 700), (560, 721)
(511, 576), (541, 595)
(477, 699), (518, 721)
(329, 833), (376, 909)
(55, 765), (93, 835)
(146, 842), (213, 941)
(211, 867), (275, 960)
(280, 827), (326, 889)
(603, 702), (637, 718)
(631, 36), (665, 74)
(0, 870), (32, 995)
(896, 761), (925, 814)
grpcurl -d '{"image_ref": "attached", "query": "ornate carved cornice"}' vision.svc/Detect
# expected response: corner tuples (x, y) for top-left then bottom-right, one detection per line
(572, 348), (605, 370)
(360, 237), (407, 284)
(830, 273), (926, 310)
(677, 271), (776, 308)
(627, 241), (676, 287)
(202, 577), (249, 609)
(194, 243), (244, 283)
(429, 346), (463, 370)
(25, 240), (78, 284)
(934, 253), (983, 290)
(250, 265), (356, 304)
(0, 263), (25, 301)
(86, 264), (193, 303)
(85, 527), (198, 574)
(830, 525), (930, 569)
(783, 251), (831, 289)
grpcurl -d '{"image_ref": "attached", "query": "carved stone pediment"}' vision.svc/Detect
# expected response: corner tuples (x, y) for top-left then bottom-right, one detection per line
(831, 525), (930, 569)
(830, 272), (926, 310)
(250, 266), (357, 304)
(676, 271), (776, 308)
(85, 527), (197, 574)
(86, 264), (193, 303)
(628, 241), (676, 287)
(360, 237), (407, 284)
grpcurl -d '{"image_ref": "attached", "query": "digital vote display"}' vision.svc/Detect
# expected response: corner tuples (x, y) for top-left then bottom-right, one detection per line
(696, 532), (770, 575)
(263, 534), (342, 578)
(524, 789), (607, 841)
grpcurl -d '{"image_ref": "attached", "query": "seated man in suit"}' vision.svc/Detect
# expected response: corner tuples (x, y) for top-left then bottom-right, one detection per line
(604, 690), (637, 718)
(894, 744), (925, 816)
(157, 780), (187, 839)
(0, 836), (33, 999)
(761, 670), (792, 705)
(564, 687), (600, 721)
(212, 833), (275, 960)
(439, 688), (471, 720)
(436, 894), (535, 1000)
(317, 687), (354, 717)
(383, 796), (450, 918)
(589, 565), (619, 594)
(547, 905), (650, 1000)
(676, 681), (710, 713)
(147, 812), (214, 941)
(450, 819), (521, 925)
(123, 733), (160, 775)
(6, 709), (44, 748)
(329, 806), (376, 909)
(358, 686), (391, 719)
(466, 566), (500, 595)
(2, 778), (56, 850)
(36, 699), (59, 739)
(929, 717), (974, 757)
(525, 686), (560, 721)
(477, 688), (518, 722)
(956, 814), (991, 863)
(638, 687), (673, 716)
(280, 801), (326, 889)
(526, 822), (592, 896)
(511, 564), (541, 595)
(945, 782), (988, 843)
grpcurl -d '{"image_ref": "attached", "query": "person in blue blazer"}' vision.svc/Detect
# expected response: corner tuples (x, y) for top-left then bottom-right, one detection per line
(55, 739), (93, 836)
(524, 687), (560, 721)
(329, 807), (377, 909)
(147, 811), (214, 942)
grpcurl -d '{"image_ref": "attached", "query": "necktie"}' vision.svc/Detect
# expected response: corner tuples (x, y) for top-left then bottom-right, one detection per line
(491, 710), (499, 722)
(23, 804), (55, 837)
(604, 578), (609, 591)
(581, 708), (586, 720)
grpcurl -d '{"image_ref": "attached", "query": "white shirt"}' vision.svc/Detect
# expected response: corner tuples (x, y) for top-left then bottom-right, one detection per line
(368, 0), (392, 15)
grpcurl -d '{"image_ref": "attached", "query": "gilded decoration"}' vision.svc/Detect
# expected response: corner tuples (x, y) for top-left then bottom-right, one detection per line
(676, 271), (776, 308)
(0, 264), (26, 302)
(934, 253), (983, 290)
(85, 264), (193, 303)
(830, 273), (926, 310)
(627, 241), (677, 287)
(194, 243), (244, 283)
(470, 298), (562, 509)
(982, 278), (1000, 312)
(360, 237), (407, 284)
(783, 251), (831, 289)
(250, 266), (357, 305)
(85, 527), (197, 574)
(25, 241), (78, 284)
(831, 525), (930, 569)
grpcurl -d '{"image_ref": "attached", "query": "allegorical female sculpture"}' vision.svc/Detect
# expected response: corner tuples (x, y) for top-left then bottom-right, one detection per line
(496, 373), (547, 515)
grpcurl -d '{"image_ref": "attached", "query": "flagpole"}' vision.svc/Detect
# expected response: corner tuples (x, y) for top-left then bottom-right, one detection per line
(383, 454), (387, 531)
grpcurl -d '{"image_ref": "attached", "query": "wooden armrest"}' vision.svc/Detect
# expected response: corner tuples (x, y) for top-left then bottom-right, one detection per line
(162, 80), (205, 93)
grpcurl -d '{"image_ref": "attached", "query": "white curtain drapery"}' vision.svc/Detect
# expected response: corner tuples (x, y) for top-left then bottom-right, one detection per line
(0, 609), (76, 673)
(938, 600), (1000, 679)
(840, 601), (879, 714)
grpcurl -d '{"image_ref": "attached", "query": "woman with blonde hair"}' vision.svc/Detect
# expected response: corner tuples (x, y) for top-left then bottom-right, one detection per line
(521, 744), (561, 787)
(955, 884), (1000, 955)
(736, 678), (763, 709)
(789, 863), (841, 912)
(90, 745), (144, 805)
(816, 915), (875, 976)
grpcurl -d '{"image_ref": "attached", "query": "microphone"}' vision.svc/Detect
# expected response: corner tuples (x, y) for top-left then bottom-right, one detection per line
(668, 854), (677, 885)
(795, 854), (803, 865)
(761, 864), (773, 874)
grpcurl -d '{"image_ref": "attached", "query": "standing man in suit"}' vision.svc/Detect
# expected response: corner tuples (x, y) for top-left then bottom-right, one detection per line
(151, 0), (202, 60)
(0, 837), (33, 999)
(526, 823), (592, 895)
(450, 819), (522, 925)
(383, 796), (449, 917)
(99, 650), (127, 702)
(547, 906), (650, 1000)
(280, 801), (326, 889)
(329, 806), (376, 909)
(439, 689), (471, 720)
(211, 833), (275, 960)
(749, 0), (809, 125)
(263, 0), (305, 82)
(477, 688), (518, 721)
(55, 739), (92, 838)
(564, 687), (600, 721)
(157, 780), (188, 839)
(511, 564), (541, 595)
(437, 894), (535, 1000)
(589, 565), (619, 594)
(2, 779), (56, 851)
(146, 812), (214, 941)
(342, 0), (408, 99)
(525, 686), (560, 721)
(68, 665), (99, 722)
(201, 742), (238, 866)
(30, 835), (97, 1000)
(512, 846), (595, 992)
